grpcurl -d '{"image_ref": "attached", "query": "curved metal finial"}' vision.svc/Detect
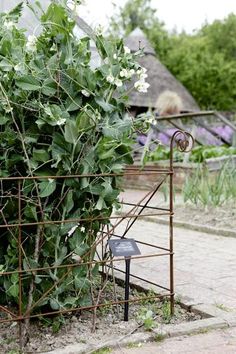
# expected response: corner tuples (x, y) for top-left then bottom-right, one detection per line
(170, 130), (194, 169)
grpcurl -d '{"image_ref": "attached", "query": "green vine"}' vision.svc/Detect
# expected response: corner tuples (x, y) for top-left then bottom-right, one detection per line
(0, 0), (149, 321)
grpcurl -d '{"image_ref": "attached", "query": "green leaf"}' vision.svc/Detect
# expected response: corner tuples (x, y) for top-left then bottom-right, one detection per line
(74, 277), (90, 290)
(76, 111), (94, 132)
(33, 149), (50, 162)
(50, 299), (60, 310)
(11, 273), (18, 284)
(64, 190), (74, 214)
(8, 2), (24, 21)
(99, 148), (115, 160)
(66, 96), (82, 112)
(64, 296), (78, 306)
(110, 163), (124, 172)
(42, 78), (57, 96)
(39, 179), (56, 197)
(95, 196), (106, 210)
(24, 204), (38, 221)
(74, 244), (89, 256)
(35, 276), (42, 284)
(7, 284), (19, 298)
(23, 258), (38, 271)
(95, 97), (115, 112)
(0, 116), (9, 125)
(64, 119), (79, 143)
(16, 76), (41, 91)
(0, 59), (12, 72)
(54, 246), (67, 266)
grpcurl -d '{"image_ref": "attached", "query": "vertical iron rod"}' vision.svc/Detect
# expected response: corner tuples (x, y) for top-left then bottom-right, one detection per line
(18, 180), (23, 349)
(169, 136), (175, 315)
(124, 257), (131, 321)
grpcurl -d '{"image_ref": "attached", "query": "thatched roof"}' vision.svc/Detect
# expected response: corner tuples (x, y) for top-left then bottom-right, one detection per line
(125, 28), (199, 111)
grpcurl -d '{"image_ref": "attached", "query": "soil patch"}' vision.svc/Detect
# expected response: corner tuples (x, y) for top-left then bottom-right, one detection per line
(120, 189), (236, 231)
(0, 284), (202, 353)
(174, 203), (236, 231)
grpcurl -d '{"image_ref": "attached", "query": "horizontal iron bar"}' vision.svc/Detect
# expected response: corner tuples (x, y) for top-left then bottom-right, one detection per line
(110, 265), (170, 292)
(0, 171), (172, 181)
(0, 292), (173, 323)
(0, 212), (173, 229)
(0, 252), (172, 276)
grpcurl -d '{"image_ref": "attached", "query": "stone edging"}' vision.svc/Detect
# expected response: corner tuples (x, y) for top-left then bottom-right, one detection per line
(45, 315), (235, 354)
(116, 211), (236, 238)
(144, 216), (236, 238)
(44, 286), (236, 354)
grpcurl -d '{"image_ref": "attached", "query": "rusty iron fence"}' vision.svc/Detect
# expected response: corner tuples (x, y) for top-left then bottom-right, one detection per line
(0, 130), (193, 350)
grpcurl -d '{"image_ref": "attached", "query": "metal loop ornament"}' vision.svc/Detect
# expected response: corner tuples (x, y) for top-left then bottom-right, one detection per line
(170, 130), (194, 168)
(171, 130), (194, 152)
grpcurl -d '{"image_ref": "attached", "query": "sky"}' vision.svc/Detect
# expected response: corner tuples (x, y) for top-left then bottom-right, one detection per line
(78, 0), (236, 33)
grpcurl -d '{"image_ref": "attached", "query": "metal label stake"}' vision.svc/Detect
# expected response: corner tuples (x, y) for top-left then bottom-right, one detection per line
(108, 238), (141, 321)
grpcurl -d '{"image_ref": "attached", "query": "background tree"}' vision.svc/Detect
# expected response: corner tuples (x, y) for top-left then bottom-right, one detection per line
(164, 32), (236, 110)
(199, 14), (236, 61)
(108, 0), (171, 59)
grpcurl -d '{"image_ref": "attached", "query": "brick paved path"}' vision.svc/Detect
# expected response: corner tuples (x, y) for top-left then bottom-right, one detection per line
(113, 217), (236, 309)
(115, 189), (236, 310)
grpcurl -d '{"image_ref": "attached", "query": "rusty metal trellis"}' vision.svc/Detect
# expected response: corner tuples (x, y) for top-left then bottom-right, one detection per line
(0, 130), (193, 350)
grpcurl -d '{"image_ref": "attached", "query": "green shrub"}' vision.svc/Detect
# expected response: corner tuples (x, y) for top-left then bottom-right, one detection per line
(0, 1), (147, 315)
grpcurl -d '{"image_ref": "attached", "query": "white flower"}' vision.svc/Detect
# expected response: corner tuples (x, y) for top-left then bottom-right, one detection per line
(140, 73), (148, 80)
(113, 53), (117, 59)
(106, 74), (115, 84)
(129, 69), (135, 76)
(95, 25), (104, 36)
(147, 117), (157, 125)
(66, 0), (80, 14)
(137, 67), (147, 75)
(134, 80), (150, 93)
(3, 21), (14, 30)
(120, 68), (136, 79)
(115, 78), (123, 87)
(120, 68), (129, 78)
(56, 117), (67, 126)
(124, 46), (131, 54)
(50, 43), (57, 52)
(48, 178), (54, 183)
(81, 89), (90, 97)
(26, 35), (37, 52)
(68, 224), (79, 237)
(81, 226), (85, 233)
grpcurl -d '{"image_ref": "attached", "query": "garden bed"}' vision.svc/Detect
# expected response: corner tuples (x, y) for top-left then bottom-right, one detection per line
(173, 203), (236, 231)
(119, 189), (236, 232)
(0, 283), (202, 353)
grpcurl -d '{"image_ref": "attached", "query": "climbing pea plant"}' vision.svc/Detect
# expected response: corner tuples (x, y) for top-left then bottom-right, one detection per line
(0, 1), (148, 313)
